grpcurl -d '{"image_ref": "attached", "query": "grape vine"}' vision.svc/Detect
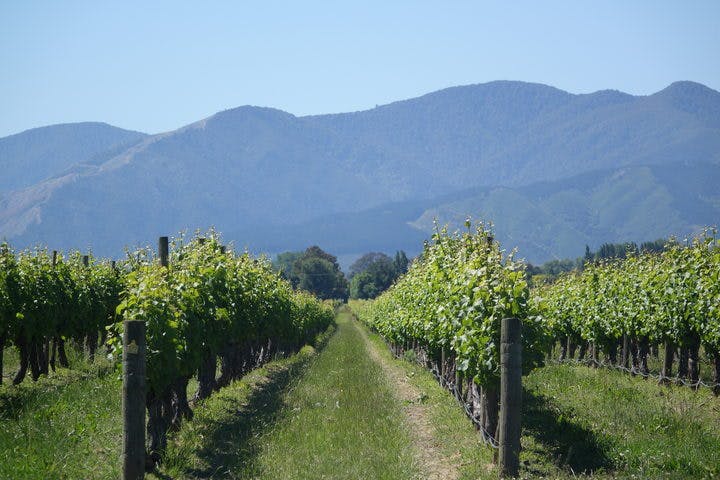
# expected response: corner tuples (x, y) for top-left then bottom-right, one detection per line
(351, 222), (548, 440)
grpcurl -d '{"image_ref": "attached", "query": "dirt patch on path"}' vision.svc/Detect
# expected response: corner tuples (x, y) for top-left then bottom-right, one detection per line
(353, 320), (460, 480)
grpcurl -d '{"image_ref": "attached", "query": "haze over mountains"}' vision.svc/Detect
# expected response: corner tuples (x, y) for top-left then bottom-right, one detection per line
(1, 80), (719, 264)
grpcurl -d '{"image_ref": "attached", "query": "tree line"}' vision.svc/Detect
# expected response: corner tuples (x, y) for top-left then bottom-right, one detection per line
(273, 247), (409, 301)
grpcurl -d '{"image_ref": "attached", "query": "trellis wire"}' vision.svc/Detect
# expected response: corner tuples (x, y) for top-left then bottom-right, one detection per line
(549, 357), (720, 390)
(388, 343), (499, 448)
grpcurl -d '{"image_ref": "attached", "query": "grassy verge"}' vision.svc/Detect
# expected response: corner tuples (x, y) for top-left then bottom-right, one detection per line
(523, 364), (720, 478)
(360, 321), (497, 480)
(355, 314), (720, 479)
(157, 310), (420, 479)
(0, 359), (122, 479)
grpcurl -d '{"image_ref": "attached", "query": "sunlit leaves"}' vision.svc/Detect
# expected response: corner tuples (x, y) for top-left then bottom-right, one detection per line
(542, 231), (720, 353)
(353, 223), (548, 386)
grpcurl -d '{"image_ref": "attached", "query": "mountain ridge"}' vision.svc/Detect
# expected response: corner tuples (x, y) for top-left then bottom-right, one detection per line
(1, 80), (718, 262)
(0, 122), (147, 194)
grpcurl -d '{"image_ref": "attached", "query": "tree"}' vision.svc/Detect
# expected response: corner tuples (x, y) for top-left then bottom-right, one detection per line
(393, 250), (409, 275)
(292, 246), (348, 301)
(273, 251), (303, 284)
(348, 251), (406, 299)
(348, 252), (391, 279)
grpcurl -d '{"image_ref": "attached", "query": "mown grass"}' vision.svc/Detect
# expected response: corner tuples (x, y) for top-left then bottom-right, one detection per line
(357, 317), (720, 479)
(0, 355), (122, 479)
(361, 323), (496, 480)
(157, 311), (420, 479)
(523, 364), (720, 478)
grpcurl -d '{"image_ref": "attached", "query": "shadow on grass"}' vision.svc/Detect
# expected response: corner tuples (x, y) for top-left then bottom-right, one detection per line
(0, 367), (108, 420)
(522, 387), (614, 475)
(174, 330), (334, 479)
(189, 362), (308, 478)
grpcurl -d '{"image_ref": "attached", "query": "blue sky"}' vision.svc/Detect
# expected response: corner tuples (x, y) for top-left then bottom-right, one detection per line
(1, 1), (718, 137)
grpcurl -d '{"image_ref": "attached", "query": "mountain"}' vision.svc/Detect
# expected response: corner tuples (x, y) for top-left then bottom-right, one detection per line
(243, 161), (720, 263)
(0, 122), (147, 193)
(0, 81), (718, 262)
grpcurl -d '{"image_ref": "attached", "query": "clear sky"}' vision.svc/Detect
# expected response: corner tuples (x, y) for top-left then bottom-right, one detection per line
(1, 1), (719, 137)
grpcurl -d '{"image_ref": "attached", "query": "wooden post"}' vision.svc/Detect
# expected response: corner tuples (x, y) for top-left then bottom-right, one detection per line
(158, 237), (169, 267)
(122, 320), (146, 480)
(499, 317), (522, 478)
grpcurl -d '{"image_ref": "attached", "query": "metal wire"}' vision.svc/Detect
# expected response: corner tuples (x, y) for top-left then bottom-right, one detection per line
(388, 346), (719, 450)
(388, 344), (499, 448)
(429, 362), (500, 448)
(548, 357), (720, 390)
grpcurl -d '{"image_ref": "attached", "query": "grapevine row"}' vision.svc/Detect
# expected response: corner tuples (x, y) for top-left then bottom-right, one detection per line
(350, 223), (548, 441)
(1, 231), (335, 467)
(114, 232), (335, 465)
(540, 232), (720, 392)
(0, 245), (121, 384)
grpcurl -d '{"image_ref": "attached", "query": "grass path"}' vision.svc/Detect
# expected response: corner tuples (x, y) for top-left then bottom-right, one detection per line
(0, 363), (122, 479)
(159, 310), (423, 479)
(356, 316), (461, 480)
(242, 309), (423, 479)
(7, 308), (715, 479)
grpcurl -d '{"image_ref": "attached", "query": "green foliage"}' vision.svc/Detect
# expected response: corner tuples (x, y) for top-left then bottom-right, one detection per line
(540, 231), (720, 353)
(349, 253), (399, 299)
(288, 246), (349, 301)
(393, 250), (410, 275)
(114, 231), (335, 395)
(352, 223), (548, 386)
(272, 251), (302, 280)
(0, 244), (122, 352)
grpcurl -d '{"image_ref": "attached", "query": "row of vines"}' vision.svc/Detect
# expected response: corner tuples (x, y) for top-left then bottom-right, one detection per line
(351, 223), (548, 442)
(0, 245), (121, 384)
(541, 232), (720, 392)
(0, 231), (335, 468)
(114, 233), (335, 465)
(351, 225), (720, 445)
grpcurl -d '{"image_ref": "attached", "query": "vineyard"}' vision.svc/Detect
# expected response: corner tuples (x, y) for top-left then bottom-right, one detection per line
(351, 224), (720, 462)
(0, 246), (122, 385)
(1, 225), (720, 479)
(0, 230), (334, 471)
(350, 222), (547, 447)
(542, 232), (720, 391)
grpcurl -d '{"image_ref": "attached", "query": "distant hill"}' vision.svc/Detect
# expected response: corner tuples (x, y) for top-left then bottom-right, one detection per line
(0, 81), (718, 262)
(245, 161), (720, 263)
(0, 122), (147, 193)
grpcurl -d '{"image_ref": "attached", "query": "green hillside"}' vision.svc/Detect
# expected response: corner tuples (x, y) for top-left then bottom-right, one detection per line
(267, 162), (720, 263)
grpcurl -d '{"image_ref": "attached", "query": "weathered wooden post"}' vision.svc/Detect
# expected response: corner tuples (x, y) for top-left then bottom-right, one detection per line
(499, 317), (522, 478)
(123, 320), (146, 480)
(159, 236), (169, 267)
